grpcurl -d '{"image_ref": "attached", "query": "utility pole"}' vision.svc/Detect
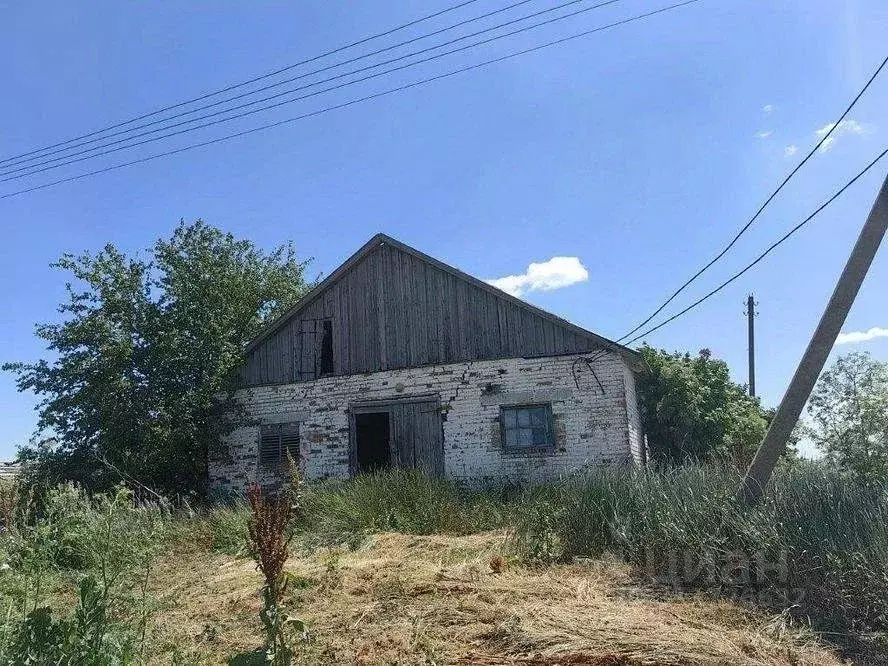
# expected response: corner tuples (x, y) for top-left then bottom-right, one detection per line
(738, 174), (888, 505)
(745, 294), (756, 397)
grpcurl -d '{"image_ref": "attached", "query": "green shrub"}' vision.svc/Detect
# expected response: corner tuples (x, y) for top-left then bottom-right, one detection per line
(2, 575), (139, 665)
(6, 483), (168, 574)
(0, 479), (31, 534)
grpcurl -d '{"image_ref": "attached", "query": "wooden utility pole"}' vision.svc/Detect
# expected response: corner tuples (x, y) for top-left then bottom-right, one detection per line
(738, 174), (888, 505)
(746, 294), (756, 397)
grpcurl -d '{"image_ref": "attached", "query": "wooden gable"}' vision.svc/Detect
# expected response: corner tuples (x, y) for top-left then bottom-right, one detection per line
(238, 234), (639, 386)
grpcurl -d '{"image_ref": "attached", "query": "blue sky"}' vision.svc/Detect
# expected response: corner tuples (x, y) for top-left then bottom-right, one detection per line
(1, 0), (886, 459)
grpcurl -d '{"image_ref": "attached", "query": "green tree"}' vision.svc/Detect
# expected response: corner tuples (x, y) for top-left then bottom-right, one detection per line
(636, 346), (768, 468)
(807, 351), (888, 483)
(4, 221), (310, 496)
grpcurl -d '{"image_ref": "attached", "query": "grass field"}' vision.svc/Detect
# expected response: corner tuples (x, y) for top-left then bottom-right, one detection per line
(1, 467), (886, 664)
(149, 531), (844, 665)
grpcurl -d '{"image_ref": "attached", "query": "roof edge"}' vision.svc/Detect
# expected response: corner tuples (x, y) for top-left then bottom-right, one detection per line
(243, 233), (388, 355)
(243, 233), (640, 366)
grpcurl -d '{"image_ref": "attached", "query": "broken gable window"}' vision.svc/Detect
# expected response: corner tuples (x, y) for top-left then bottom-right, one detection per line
(500, 405), (554, 451)
(319, 319), (334, 376)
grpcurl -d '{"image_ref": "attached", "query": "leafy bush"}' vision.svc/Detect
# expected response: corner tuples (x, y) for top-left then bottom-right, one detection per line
(637, 346), (769, 467)
(0, 479), (30, 534)
(2, 576), (140, 665)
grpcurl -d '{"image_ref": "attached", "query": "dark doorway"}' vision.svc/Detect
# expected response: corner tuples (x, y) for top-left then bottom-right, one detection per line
(319, 319), (334, 376)
(351, 398), (444, 476)
(354, 411), (391, 472)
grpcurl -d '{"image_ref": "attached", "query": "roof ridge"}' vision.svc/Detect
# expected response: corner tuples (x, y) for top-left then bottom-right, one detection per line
(243, 233), (639, 364)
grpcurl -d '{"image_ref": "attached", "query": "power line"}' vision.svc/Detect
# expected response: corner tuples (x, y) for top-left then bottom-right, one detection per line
(0, 0), (487, 166)
(0, 0), (543, 171)
(0, 0), (701, 200)
(2, 0), (628, 181)
(623, 146), (888, 345)
(615, 53), (888, 344)
(1, 0), (619, 178)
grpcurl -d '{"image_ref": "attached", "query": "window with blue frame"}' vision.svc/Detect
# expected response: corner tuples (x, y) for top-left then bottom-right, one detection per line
(500, 404), (553, 451)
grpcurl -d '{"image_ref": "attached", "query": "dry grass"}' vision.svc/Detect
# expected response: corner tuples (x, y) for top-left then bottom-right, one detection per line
(145, 531), (846, 665)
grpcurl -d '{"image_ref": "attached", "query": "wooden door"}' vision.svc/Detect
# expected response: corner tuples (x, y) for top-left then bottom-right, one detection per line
(388, 399), (443, 476)
(351, 396), (443, 476)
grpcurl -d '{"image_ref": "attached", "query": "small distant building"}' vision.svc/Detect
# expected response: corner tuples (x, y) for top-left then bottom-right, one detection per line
(0, 462), (20, 480)
(210, 234), (643, 493)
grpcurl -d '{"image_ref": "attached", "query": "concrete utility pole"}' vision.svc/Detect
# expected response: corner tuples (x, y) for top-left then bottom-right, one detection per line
(746, 294), (756, 397)
(739, 174), (888, 505)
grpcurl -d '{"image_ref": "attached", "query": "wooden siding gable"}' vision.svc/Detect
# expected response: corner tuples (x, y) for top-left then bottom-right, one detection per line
(239, 234), (640, 386)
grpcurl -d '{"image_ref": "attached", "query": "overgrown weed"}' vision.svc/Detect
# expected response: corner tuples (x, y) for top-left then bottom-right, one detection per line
(512, 464), (888, 633)
(0, 484), (167, 663)
(296, 468), (513, 545)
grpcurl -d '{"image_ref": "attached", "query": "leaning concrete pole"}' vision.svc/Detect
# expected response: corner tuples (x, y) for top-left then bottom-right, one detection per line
(738, 174), (888, 505)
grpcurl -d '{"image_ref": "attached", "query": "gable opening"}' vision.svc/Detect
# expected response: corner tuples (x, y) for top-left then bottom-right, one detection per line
(319, 318), (334, 376)
(354, 412), (391, 473)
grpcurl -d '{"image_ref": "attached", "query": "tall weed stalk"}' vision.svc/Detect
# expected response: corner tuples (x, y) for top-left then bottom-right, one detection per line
(247, 483), (304, 665)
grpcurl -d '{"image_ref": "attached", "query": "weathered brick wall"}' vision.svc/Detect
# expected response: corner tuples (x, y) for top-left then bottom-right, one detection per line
(210, 352), (640, 493)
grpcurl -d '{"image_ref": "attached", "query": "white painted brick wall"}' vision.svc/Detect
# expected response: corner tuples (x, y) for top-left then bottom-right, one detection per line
(623, 364), (644, 466)
(210, 352), (640, 493)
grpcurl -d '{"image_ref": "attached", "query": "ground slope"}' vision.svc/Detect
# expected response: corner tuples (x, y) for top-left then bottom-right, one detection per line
(148, 531), (845, 665)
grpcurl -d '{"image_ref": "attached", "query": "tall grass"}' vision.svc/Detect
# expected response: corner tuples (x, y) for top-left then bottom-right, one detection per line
(182, 501), (251, 556)
(289, 466), (888, 631)
(1, 465), (884, 660)
(297, 469), (513, 542)
(0, 484), (169, 664)
(512, 463), (888, 631)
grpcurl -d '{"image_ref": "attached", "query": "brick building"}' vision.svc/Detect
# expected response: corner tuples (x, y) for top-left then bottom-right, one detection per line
(210, 234), (644, 493)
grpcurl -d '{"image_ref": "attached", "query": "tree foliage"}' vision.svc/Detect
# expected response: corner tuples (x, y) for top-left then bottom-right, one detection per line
(636, 346), (769, 468)
(4, 221), (310, 496)
(807, 351), (888, 483)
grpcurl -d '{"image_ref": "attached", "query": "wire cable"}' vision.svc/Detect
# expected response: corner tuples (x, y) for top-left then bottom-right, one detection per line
(0, 0), (700, 200)
(0, 0), (487, 166)
(615, 53), (888, 344)
(1, 0), (627, 181)
(0, 0), (544, 171)
(624, 147), (888, 345)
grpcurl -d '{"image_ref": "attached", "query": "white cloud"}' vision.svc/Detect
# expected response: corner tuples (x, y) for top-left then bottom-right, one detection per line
(762, 104), (774, 114)
(784, 144), (798, 157)
(486, 256), (589, 297)
(835, 327), (888, 345)
(755, 130), (773, 139)
(815, 119), (866, 152)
